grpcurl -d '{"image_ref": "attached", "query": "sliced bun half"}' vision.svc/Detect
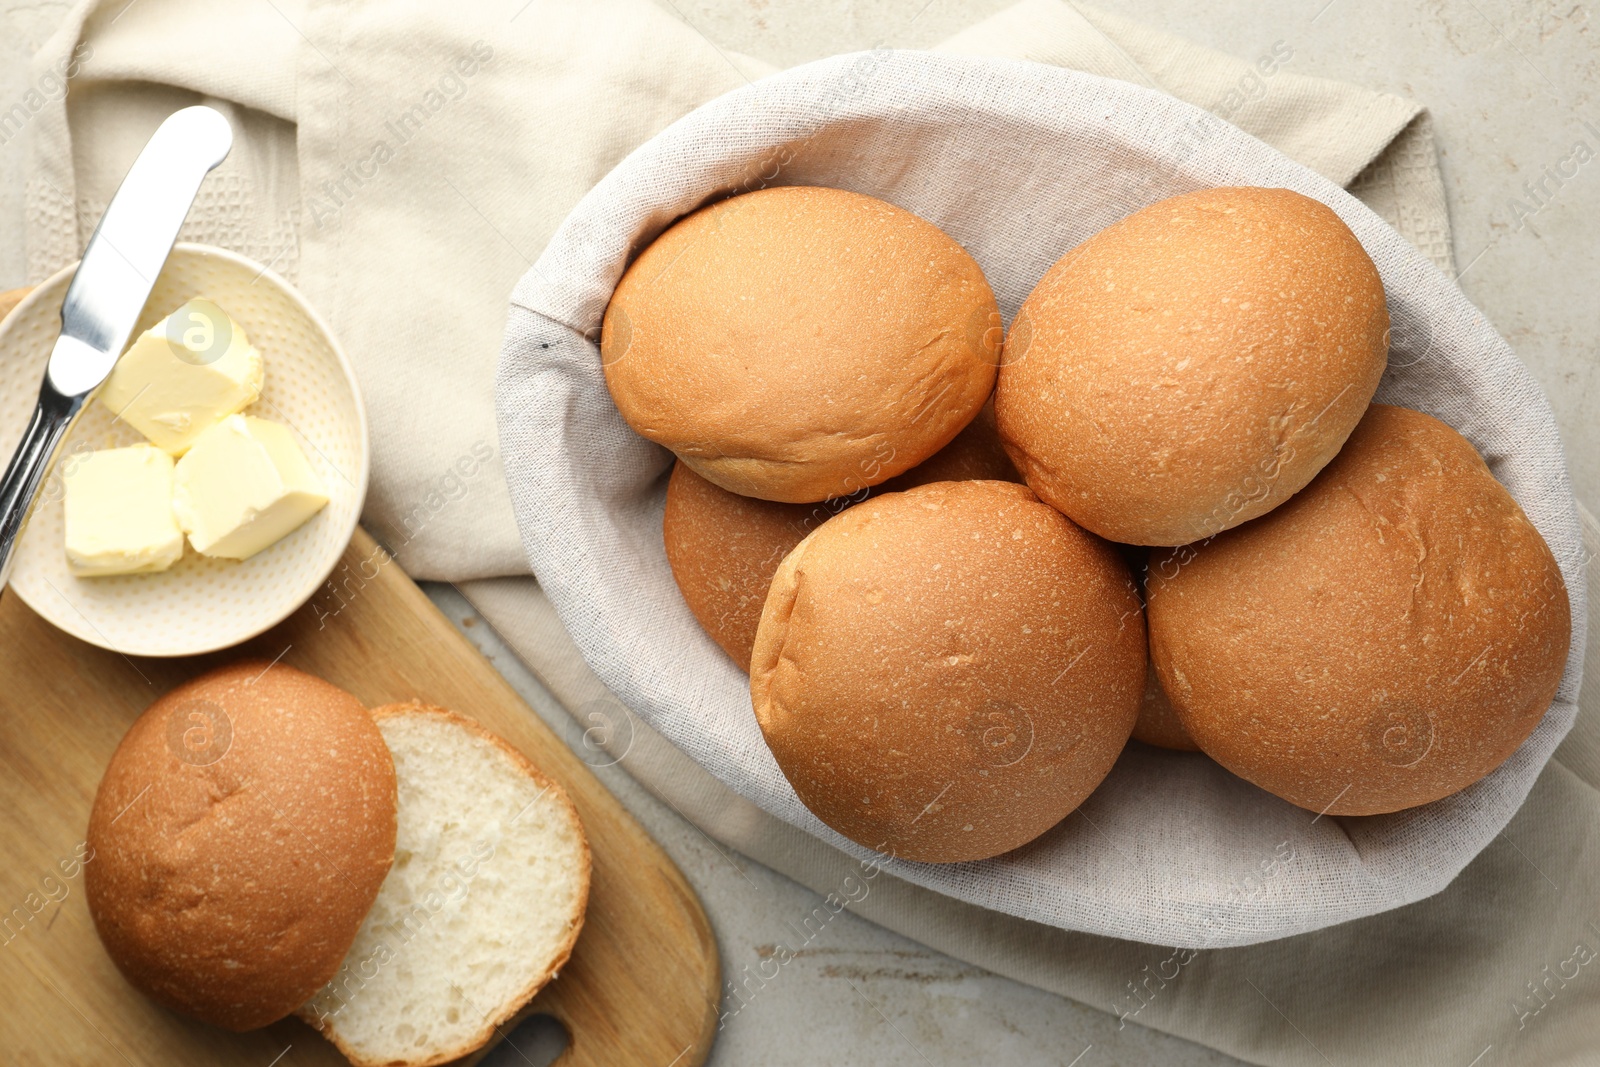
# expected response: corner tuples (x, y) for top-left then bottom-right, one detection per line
(298, 703), (590, 1067)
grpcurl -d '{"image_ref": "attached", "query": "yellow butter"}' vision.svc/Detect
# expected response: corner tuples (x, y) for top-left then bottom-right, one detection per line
(99, 298), (264, 455)
(62, 444), (185, 577)
(172, 415), (330, 560)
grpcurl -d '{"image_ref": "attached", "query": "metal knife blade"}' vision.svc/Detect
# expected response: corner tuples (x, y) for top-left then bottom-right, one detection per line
(0, 105), (233, 593)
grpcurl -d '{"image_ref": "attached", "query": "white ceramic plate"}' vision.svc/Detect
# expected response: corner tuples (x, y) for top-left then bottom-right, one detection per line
(0, 244), (368, 656)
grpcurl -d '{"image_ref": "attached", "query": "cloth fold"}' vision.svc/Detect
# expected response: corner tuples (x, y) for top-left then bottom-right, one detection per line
(939, 0), (1422, 189)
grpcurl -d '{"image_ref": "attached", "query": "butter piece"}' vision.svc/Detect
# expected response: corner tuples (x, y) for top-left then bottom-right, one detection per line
(99, 298), (264, 455)
(63, 444), (185, 577)
(172, 415), (330, 560)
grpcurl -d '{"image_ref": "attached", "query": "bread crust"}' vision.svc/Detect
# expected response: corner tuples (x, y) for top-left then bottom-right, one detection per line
(298, 702), (591, 1067)
(1130, 662), (1199, 752)
(874, 399), (1019, 494)
(603, 185), (1000, 503)
(749, 480), (1145, 862)
(664, 461), (849, 669)
(663, 402), (1019, 669)
(1147, 404), (1572, 815)
(996, 186), (1388, 546)
(85, 662), (397, 1031)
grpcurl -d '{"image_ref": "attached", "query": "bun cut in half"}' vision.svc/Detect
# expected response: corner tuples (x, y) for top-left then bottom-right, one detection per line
(85, 663), (397, 1031)
(603, 185), (1001, 503)
(997, 186), (1388, 546)
(299, 703), (589, 1067)
(750, 480), (1145, 863)
(1147, 405), (1571, 816)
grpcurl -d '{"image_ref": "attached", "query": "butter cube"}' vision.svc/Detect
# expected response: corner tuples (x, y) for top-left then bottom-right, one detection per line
(99, 298), (264, 455)
(63, 444), (185, 577)
(172, 416), (330, 561)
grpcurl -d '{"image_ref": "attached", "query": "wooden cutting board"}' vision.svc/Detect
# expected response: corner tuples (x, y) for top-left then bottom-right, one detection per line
(0, 526), (721, 1067)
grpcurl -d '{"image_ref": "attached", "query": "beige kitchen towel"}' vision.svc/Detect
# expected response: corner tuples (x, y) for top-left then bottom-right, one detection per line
(25, 0), (766, 580)
(23, 0), (1440, 582)
(939, 0), (1454, 272)
(16, 1), (1545, 1064)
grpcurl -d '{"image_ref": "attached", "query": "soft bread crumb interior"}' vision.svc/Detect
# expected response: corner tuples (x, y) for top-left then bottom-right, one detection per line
(300, 710), (585, 1066)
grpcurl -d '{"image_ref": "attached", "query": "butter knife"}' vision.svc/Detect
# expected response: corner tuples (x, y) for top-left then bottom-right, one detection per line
(0, 105), (232, 593)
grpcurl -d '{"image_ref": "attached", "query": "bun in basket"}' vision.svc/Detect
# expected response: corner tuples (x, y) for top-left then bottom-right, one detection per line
(603, 185), (1001, 503)
(1131, 666), (1198, 752)
(85, 663), (397, 1031)
(750, 480), (1145, 862)
(1147, 404), (1571, 815)
(997, 186), (1388, 546)
(664, 461), (847, 669)
(874, 398), (1019, 494)
(298, 703), (589, 1067)
(663, 401), (1019, 669)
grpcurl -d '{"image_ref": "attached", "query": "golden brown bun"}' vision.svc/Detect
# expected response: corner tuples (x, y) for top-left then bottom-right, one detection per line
(997, 186), (1388, 546)
(603, 186), (1001, 503)
(664, 401), (1020, 669)
(875, 398), (1020, 493)
(1147, 405), (1571, 815)
(85, 663), (397, 1031)
(664, 462), (849, 668)
(1131, 665), (1199, 751)
(750, 480), (1145, 862)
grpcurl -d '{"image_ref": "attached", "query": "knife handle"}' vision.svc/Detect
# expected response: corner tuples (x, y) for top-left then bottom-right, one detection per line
(0, 380), (79, 593)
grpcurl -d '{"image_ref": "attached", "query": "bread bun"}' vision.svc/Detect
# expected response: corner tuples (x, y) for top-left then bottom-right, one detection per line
(85, 663), (397, 1031)
(299, 703), (589, 1067)
(1113, 548), (1198, 752)
(664, 462), (848, 668)
(997, 186), (1388, 545)
(1131, 666), (1199, 751)
(603, 185), (1000, 503)
(750, 480), (1145, 862)
(875, 398), (1019, 494)
(664, 401), (1019, 668)
(1147, 404), (1571, 815)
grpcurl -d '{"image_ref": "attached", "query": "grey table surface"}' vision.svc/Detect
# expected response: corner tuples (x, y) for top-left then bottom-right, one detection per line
(2, 2), (1595, 1065)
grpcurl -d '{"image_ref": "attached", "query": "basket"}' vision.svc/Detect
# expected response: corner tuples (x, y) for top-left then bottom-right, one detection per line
(494, 50), (1586, 947)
